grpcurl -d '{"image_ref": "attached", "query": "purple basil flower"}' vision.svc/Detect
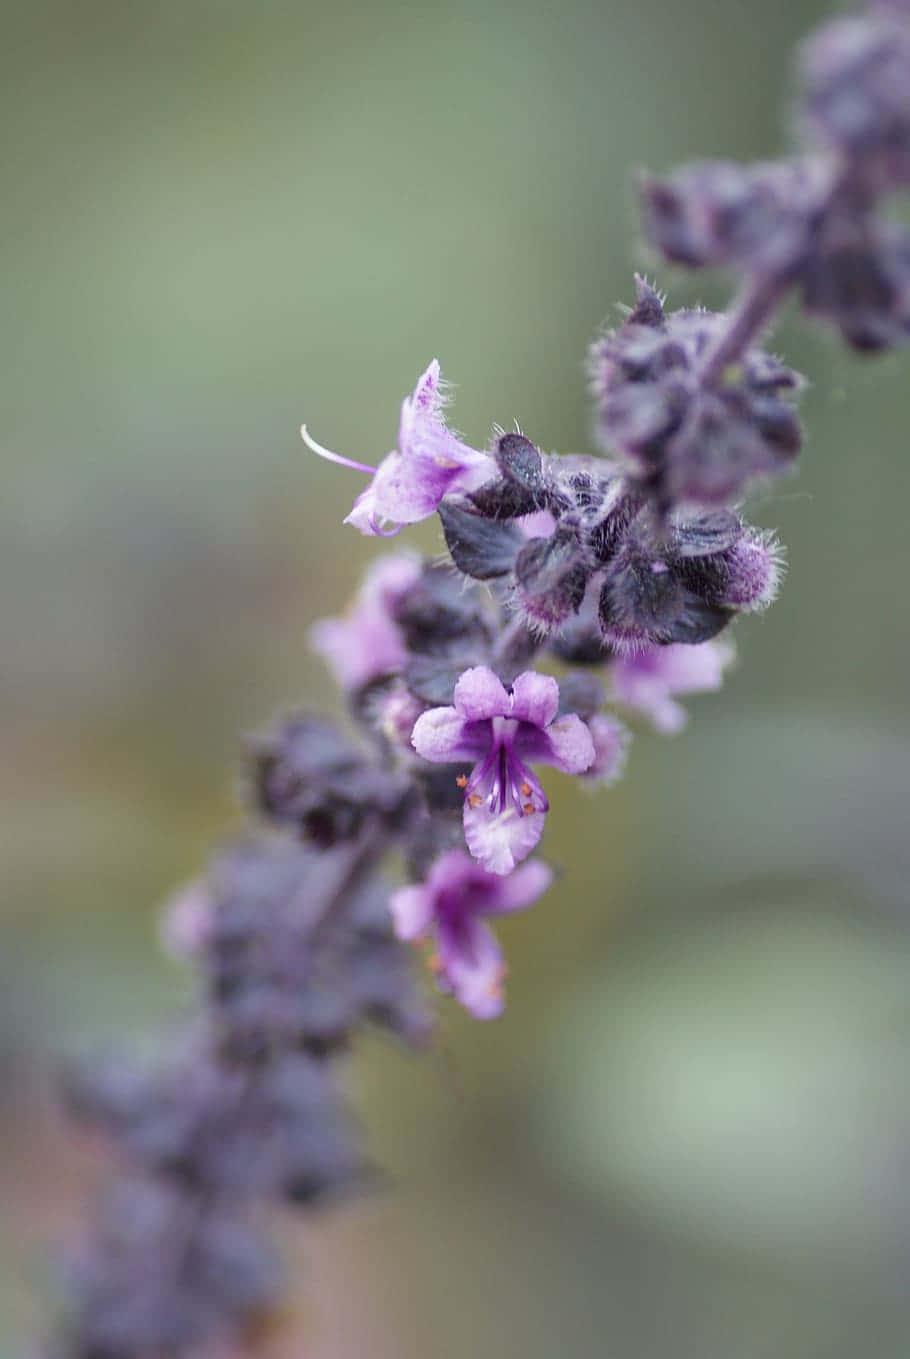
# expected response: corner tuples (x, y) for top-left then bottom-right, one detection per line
(302, 360), (494, 536)
(609, 638), (735, 733)
(389, 849), (553, 1018)
(411, 666), (595, 875)
(309, 552), (420, 691)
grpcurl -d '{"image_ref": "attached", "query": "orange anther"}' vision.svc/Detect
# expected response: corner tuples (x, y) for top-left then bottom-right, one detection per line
(455, 774), (468, 788)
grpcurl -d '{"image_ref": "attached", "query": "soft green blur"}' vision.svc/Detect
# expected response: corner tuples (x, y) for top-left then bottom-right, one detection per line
(3, 0), (910, 1354)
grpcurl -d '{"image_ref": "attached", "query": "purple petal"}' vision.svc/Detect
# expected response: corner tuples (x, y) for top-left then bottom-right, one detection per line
(437, 916), (507, 1020)
(425, 847), (490, 899)
(388, 884), (433, 941)
(370, 448), (457, 525)
(409, 359), (443, 417)
(483, 858), (554, 915)
(344, 481), (388, 536)
(377, 686), (427, 750)
(509, 671), (560, 728)
(309, 610), (407, 692)
(584, 714), (631, 784)
(453, 666), (510, 721)
(721, 535), (783, 610)
(411, 707), (491, 763)
(514, 713), (595, 774)
(360, 552), (422, 610)
(398, 360), (492, 485)
(159, 880), (213, 960)
(463, 795), (545, 876)
(610, 640), (734, 732)
(340, 361), (493, 534)
(518, 509), (557, 539)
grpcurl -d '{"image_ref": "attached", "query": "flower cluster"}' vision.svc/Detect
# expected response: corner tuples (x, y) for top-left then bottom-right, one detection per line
(53, 732), (431, 1359)
(44, 4), (910, 1357)
(643, 5), (910, 353)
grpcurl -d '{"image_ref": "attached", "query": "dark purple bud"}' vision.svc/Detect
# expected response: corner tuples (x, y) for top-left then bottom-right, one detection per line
(405, 655), (469, 705)
(438, 500), (524, 578)
(592, 296), (804, 508)
(251, 715), (413, 846)
(799, 12), (910, 189)
(469, 475), (542, 518)
(203, 841), (430, 1053)
(595, 504), (782, 649)
(671, 508), (743, 558)
(495, 433), (547, 496)
(641, 160), (815, 271)
(467, 433), (563, 519)
(626, 274), (666, 327)
(59, 1178), (280, 1355)
(598, 370), (690, 465)
(715, 532), (783, 610)
(803, 217), (910, 351)
(550, 613), (612, 665)
(393, 562), (493, 654)
(490, 616), (543, 680)
(599, 542), (732, 650)
(666, 385), (801, 506)
(64, 1054), (153, 1134)
(514, 528), (589, 634)
(587, 485), (647, 565)
(675, 525), (782, 613)
(555, 670), (606, 719)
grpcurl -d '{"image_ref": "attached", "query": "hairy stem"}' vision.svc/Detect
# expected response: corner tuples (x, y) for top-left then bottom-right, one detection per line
(699, 269), (796, 386)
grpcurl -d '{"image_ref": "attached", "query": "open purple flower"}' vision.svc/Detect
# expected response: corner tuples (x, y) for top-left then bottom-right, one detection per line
(309, 552), (420, 691)
(609, 638), (735, 733)
(389, 849), (553, 1018)
(302, 360), (494, 536)
(411, 666), (595, 875)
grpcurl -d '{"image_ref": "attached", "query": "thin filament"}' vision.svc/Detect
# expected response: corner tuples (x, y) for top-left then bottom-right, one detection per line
(300, 424), (376, 476)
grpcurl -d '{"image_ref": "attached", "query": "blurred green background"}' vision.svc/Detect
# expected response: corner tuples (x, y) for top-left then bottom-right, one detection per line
(4, 0), (910, 1354)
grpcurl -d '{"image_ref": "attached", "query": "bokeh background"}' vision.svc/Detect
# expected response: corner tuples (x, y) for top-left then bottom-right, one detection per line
(4, 0), (910, 1354)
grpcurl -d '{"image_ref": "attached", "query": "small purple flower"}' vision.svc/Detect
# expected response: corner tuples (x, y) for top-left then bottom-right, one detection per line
(609, 638), (735, 734)
(411, 666), (595, 875)
(389, 849), (553, 1018)
(302, 360), (494, 536)
(309, 552), (420, 691)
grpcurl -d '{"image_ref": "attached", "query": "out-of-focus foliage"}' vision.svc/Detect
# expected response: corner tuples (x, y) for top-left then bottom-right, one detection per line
(3, 0), (910, 1355)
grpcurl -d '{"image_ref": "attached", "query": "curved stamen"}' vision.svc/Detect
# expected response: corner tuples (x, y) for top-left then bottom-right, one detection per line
(300, 424), (377, 476)
(367, 513), (402, 538)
